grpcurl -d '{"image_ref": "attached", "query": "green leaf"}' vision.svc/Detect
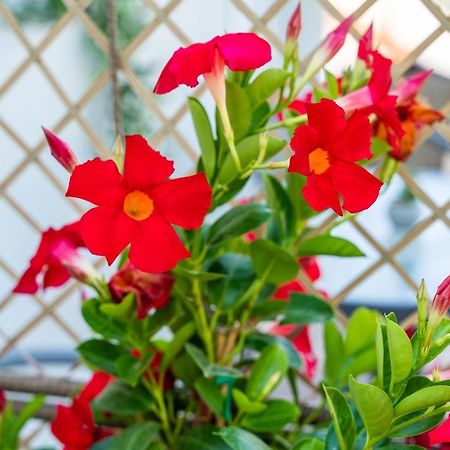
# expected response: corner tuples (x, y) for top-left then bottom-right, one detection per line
(217, 427), (270, 450)
(175, 266), (225, 281)
(263, 174), (294, 241)
(217, 134), (286, 185)
(286, 172), (316, 221)
(298, 235), (365, 257)
(194, 378), (225, 418)
(250, 239), (299, 284)
(349, 375), (393, 438)
(246, 344), (289, 401)
(345, 308), (378, 356)
(325, 70), (339, 98)
(241, 399), (299, 432)
(188, 97), (216, 180)
(246, 333), (301, 369)
(386, 317), (413, 387)
(371, 137), (392, 158)
(116, 352), (153, 387)
(100, 422), (159, 450)
(225, 80), (251, 141)
(179, 426), (232, 450)
(77, 339), (123, 375)
(246, 68), (290, 107)
(394, 385), (450, 417)
(185, 344), (242, 379)
(82, 299), (127, 341)
(232, 389), (266, 414)
(291, 438), (325, 450)
(377, 446), (425, 450)
(208, 254), (255, 310)
(284, 293), (334, 326)
(376, 322), (391, 392)
(99, 293), (135, 322)
(144, 302), (177, 338)
(390, 411), (444, 438)
(324, 321), (344, 385)
(208, 203), (271, 246)
(324, 386), (356, 450)
(11, 395), (45, 437)
(160, 321), (196, 373)
(94, 381), (153, 415)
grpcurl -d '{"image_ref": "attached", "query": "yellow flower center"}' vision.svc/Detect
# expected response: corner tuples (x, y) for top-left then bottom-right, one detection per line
(123, 191), (154, 221)
(308, 148), (330, 175)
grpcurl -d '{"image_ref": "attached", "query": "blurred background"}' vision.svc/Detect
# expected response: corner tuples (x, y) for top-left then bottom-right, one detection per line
(0, 0), (449, 446)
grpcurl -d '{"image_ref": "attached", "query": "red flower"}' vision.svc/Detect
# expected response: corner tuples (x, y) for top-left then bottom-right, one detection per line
(383, 71), (445, 161)
(13, 222), (90, 294)
(357, 23), (373, 63)
(42, 127), (78, 173)
(409, 415), (450, 449)
(0, 390), (6, 413)
(51, 372), (114, 450)
(270, 257), (322, 380)
(109, 262), (174, 319)
(289, 98), (382, 215)
(153, 33), (271, 95)
(66, 135), (212, 273)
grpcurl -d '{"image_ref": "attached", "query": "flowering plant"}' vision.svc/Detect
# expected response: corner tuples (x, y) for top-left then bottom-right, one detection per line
(8, 6), (449, 450)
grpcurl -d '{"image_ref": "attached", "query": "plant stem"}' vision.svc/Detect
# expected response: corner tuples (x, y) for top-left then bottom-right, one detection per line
(218, 102), (242, 172)
(254, 113), (307, 133)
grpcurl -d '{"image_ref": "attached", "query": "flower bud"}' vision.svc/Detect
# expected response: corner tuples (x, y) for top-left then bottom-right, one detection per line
(111, 135), (125, 172)
(431, 275), (450, 317)
(301, 16), (352, 83)
(42, 127), (78, 173)
(51, 241), (100, 285)
(284, 4), (301, 60)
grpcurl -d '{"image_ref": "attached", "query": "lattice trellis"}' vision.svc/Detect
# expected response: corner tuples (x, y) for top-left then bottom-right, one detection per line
(0, 0), (449, 447)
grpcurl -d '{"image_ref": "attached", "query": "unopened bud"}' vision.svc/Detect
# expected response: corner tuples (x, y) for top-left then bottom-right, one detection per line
(286, 4), (301, 43)
(42, 127), (78, 173)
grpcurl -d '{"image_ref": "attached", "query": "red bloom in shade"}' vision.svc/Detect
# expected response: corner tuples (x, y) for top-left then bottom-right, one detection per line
(109, 262), (174, 319)
(13, 222), (90, 294)
(153, 33), (271, 95)
(0, 390), (6, 412)
(51, 372), (114, 450)
(270, 257), (322, 380)
(66, 135), (212, 273)
(289, 98), (383, 215)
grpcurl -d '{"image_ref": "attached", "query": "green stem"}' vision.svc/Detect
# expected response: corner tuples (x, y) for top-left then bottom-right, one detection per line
(254, 113), (307, 133)
(249, 159), (290, 171)
(218, 102), (242, 173)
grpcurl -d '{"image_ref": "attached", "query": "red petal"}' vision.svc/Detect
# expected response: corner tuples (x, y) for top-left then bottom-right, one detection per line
(289, 125), (320, 176)
(151, 173), (211, 229)
(129, 214), (190, 273)
(332, 111), (372, 162)
(375, 94), (404, 138)
(274, 280), (305, 300)
(429, 416), (450, 445)
(79, 372), (113, 402)
(13, 266), (40, 294)
(80, 208), (134, 265)
(43, 263), (70, 289)
(153, 40), (216, 94)
(302, 174), (342, 215)
(217, 33), (271, 71)
(306, 99), (346, 143)
(67, 158), (125, 208)
(328, 161), (383, 213)
(123, 135), (174, 190)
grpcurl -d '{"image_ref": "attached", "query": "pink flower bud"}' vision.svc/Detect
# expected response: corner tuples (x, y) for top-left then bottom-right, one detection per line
(431, 275), (450, 317)
(391, 70), (432, 104)
(286, 4), (301, 43)
(51, 241), (99, 285)
(42, 127), (78, 173)
(302, 16), (352, 82)
(358, 23), (374, 62)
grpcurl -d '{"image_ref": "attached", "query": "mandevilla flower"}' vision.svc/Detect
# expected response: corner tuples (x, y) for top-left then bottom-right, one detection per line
(153, 33), (271, 98)
(13, 222), (98, 294)
(284, 4), (301, 60)
(66, 135), (212, 273)
(289, 98), (383, 215)
(51, 372), (114, 450)
(109, 262), (174, 319)
(42, 127), (78, 173)
(383, 71), (444, 161)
